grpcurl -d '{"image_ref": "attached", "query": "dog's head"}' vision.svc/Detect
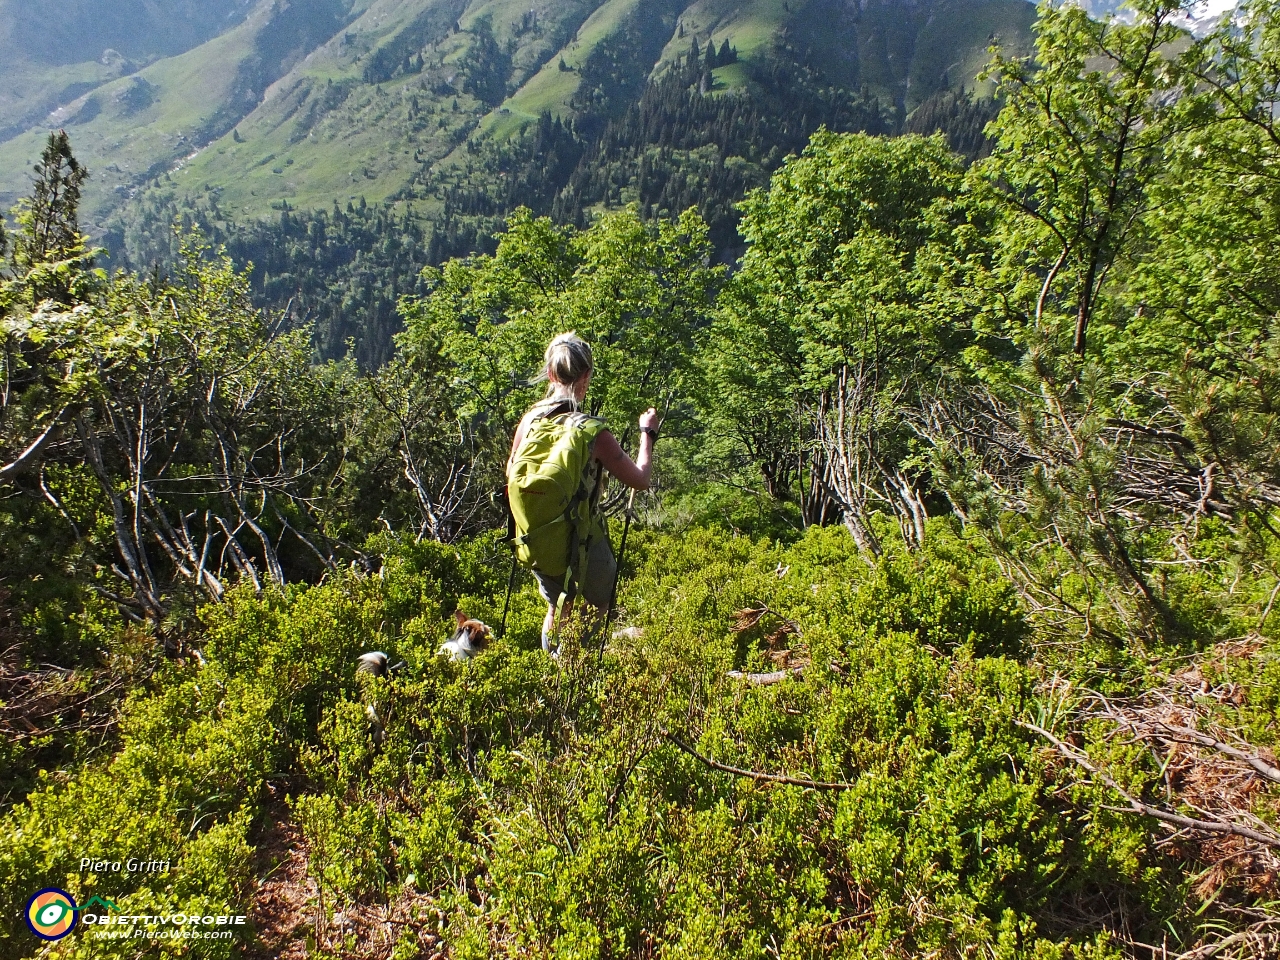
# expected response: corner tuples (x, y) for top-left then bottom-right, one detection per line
(356, 651), (390, 677)
(449, 610), (492, 653)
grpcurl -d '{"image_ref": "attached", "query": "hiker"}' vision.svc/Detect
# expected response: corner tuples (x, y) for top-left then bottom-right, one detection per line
(507, 332), (659, 653)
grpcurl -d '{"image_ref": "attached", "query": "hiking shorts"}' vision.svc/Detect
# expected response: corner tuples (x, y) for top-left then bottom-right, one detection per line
(533, 535), (617, 610)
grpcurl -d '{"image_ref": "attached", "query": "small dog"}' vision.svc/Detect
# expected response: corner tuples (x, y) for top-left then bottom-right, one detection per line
(439, 610), (491, 661)
(356, 651), (390, 676)
(354, 612), (490, 676)
(355, 652), (391, 744)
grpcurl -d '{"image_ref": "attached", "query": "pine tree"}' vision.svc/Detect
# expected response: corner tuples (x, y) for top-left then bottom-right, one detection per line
(9, 131), (96, 305)
(12, 131), (87, 272)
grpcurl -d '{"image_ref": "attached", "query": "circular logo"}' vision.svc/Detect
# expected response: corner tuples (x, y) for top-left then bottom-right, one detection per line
(26, 888), (78, 941)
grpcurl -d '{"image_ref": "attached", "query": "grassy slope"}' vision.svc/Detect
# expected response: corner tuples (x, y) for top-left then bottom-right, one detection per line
(0, 0), (1036, 229)
(170, 0), (474, 220)
(0, 56), (120, 139)
(477, 0), (645, 139)
(0, 5), (271, 223)
(168, 0), (605, 219)
(0, 0), (251, 142)
(654, 0), (794, 75)
(450, 0), (1032, 170)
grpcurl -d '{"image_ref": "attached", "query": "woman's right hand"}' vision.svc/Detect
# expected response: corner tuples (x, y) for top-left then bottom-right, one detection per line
(639, 407), (660, 434)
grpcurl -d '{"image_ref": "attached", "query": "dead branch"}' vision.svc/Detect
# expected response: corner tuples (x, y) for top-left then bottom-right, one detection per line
(1130, 720), (1280, 785)
(664, 732), (853, 791)
(1018, 720), (1280, 849)
(1174, 919), (1280, 960)
(0, 412), (65, 482)
(726, 666), (806, 685)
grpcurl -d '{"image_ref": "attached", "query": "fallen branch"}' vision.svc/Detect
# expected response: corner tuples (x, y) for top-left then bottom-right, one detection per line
(726, 666), (805, 685)
(1142, 721), (1280, 785)
(1174, 919), (1280, 960)
(664, 732), (853, 791)
(1018, 720), (1280, 849)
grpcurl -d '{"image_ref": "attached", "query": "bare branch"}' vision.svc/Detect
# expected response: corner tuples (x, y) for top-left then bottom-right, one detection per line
(1018, 719), (1280, 849)
(665, 732), (853, 791)
(0, 412), (65, 482)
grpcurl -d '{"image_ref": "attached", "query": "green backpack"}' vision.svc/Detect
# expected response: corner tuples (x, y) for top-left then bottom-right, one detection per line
(507, 402), (607, 583)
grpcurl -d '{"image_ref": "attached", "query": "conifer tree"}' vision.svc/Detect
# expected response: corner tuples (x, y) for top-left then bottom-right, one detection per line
(8, 130), (97, 306)
(11, 132), (86, 272)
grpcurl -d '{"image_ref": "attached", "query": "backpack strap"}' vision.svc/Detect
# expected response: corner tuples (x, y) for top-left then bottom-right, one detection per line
(527, 397), (577, 425)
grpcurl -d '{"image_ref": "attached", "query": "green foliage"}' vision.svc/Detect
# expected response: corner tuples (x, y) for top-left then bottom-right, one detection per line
(978, 0), (1199, 359)
(5, 132), (102, 308)
(908, 0), (1280, 644)
(6, 3), (1280, 956)
(706, 131), (972, 548)
(399, 204), (720, 484)
(0, 513), (1265, 957)
(0, 668), (269, 949)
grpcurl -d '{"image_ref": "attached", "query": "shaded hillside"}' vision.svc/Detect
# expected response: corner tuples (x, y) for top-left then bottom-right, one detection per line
(5, 0), (251, 64)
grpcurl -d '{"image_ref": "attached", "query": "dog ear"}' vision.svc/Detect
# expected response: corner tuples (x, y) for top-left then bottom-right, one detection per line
(453, 609), (467, 627)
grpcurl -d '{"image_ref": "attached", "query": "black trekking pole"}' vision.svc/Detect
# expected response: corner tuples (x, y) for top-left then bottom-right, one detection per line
(498, 551), (517, 639)
(599, 487), (636, 664)
(498, 490), (517, 639)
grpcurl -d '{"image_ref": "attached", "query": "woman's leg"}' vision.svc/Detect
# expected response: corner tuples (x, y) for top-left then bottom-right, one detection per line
(542, 604), (556, 653)
(542, 598), (579, 652)
(533, 540), (612, 653)
(534, 571), (570, 653)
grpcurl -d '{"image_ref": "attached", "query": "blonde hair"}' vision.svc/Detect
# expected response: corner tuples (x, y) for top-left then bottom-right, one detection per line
(540, 332), (593, 397)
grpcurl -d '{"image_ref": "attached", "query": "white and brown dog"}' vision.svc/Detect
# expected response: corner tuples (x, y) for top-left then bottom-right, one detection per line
(439, 610), (491, 662)
(356, 611), (491, 675)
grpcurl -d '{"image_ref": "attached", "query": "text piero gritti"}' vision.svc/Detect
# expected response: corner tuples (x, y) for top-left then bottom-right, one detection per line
(80, 858), (172, 874)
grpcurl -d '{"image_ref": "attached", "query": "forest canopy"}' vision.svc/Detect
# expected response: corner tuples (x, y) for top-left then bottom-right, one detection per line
(1, 0), (1280, 957)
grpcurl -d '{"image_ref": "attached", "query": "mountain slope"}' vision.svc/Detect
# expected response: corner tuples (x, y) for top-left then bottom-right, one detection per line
(0, 0), (254, 141)
(0, 0), (361, 220)
(0, 0), (1034, 230)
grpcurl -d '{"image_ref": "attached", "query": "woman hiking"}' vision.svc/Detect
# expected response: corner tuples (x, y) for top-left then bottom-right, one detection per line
(507, 332), (659, 654)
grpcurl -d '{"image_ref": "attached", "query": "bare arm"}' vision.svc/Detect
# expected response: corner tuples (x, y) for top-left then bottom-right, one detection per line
(594, 427), (656, 491)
